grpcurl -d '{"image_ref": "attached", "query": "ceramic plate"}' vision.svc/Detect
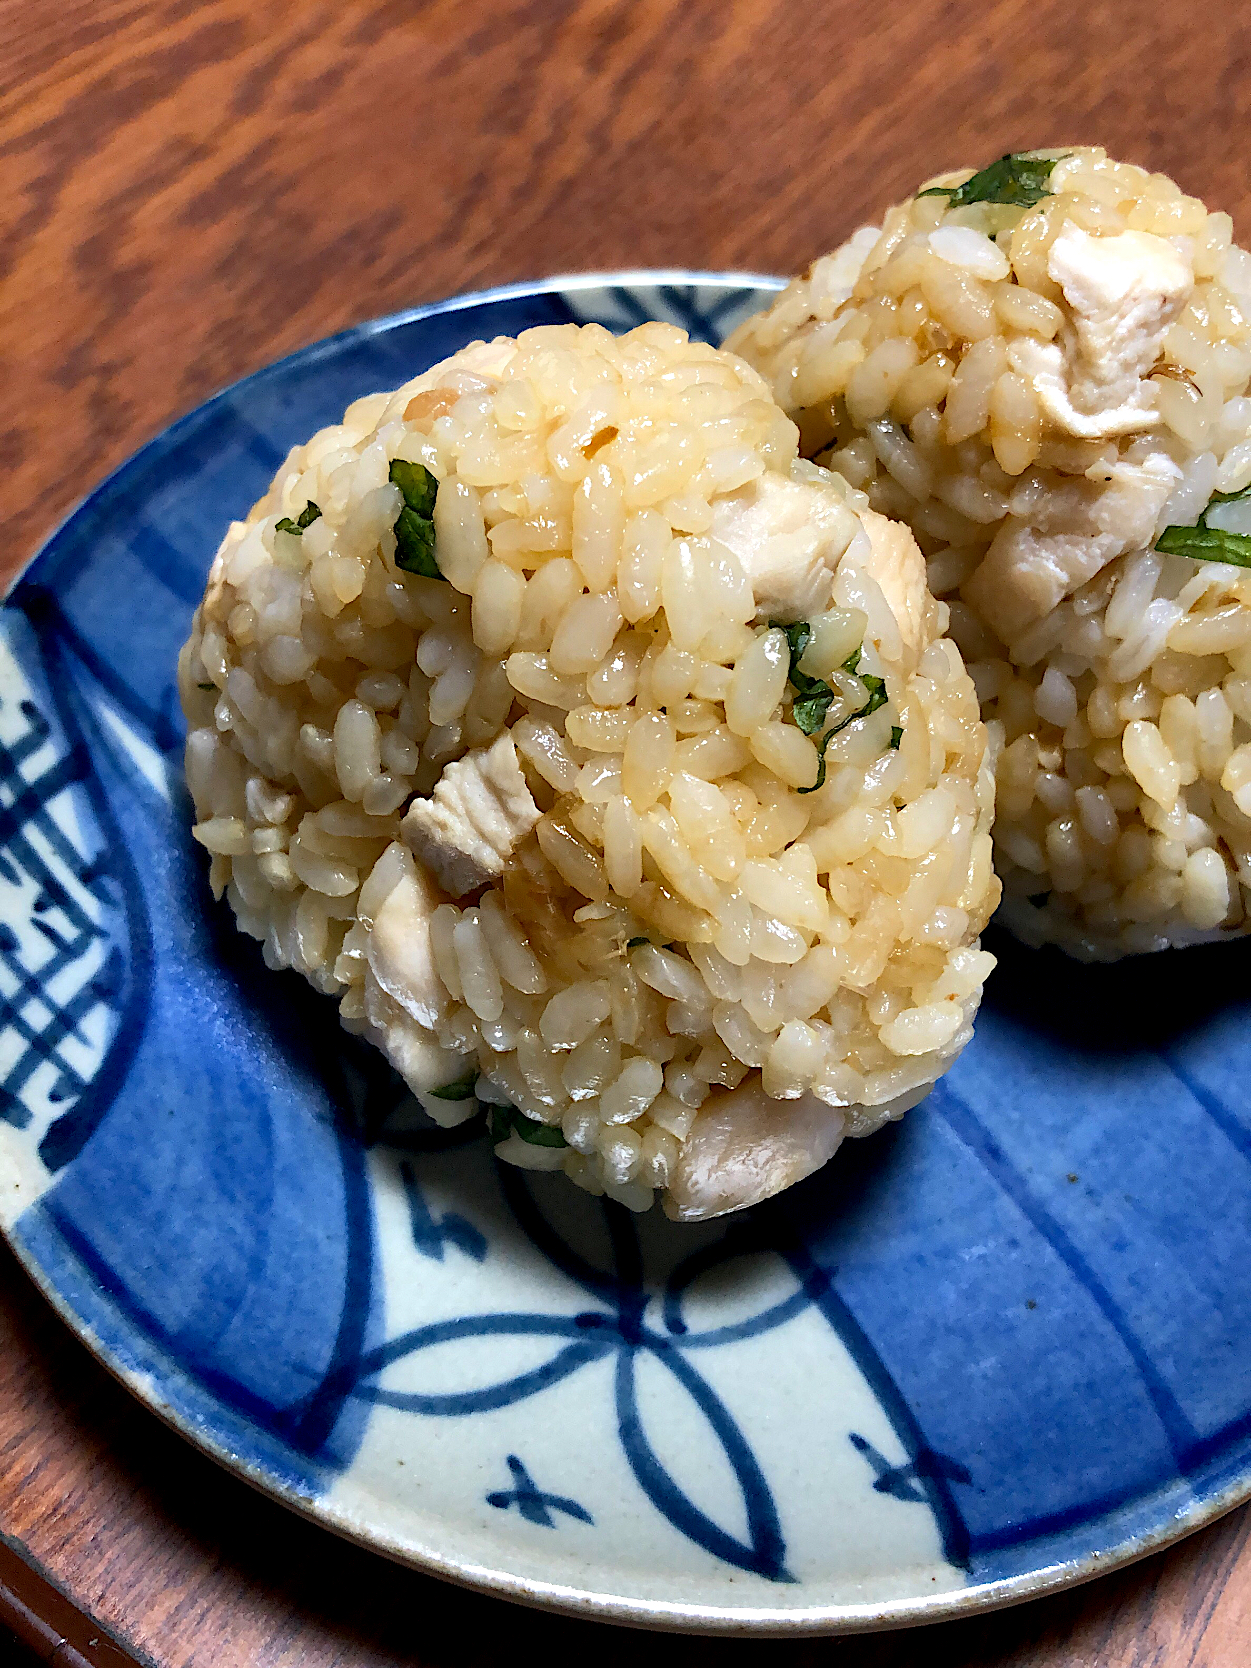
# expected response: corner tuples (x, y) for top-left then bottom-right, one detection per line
(3, 273), (1251, 1636)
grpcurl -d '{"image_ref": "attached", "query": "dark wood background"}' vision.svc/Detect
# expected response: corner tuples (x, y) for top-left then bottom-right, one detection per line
(4, 1), (1251, 1662)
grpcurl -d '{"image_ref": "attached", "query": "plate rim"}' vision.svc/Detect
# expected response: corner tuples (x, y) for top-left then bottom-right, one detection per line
(3, 268), (1247, 1637)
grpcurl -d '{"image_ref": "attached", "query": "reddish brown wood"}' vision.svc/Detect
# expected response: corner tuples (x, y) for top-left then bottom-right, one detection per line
(0, 1541), (136, 1668)
(4, 1), (1251, 1662)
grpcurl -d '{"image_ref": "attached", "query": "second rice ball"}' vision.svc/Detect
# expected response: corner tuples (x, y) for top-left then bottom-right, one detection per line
(730, 148), (1251, 960)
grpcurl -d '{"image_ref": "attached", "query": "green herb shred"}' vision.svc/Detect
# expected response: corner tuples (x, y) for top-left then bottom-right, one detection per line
(773, 619), (811, 663)
(389, 458), (443, 578)
(197, 681), (215, 691)
(429, 1072), (478, 1101)
(889, 725), (903, 749)
(798, 676), (889, 793)
(275, 500), (323, 536)
(1155, 480), (1251, 568)
(917, 152), (1065, 211)
(513, 1113), (567, 1148)
(771, 617), (834, 734)
(771, 619), (891, 794)
(488, 1104), (567, 1148)
(390, 458), (437, 519)
(791, 689), (833, 736)
(800, 730), (836, 795)
(859, 674), (888, 715)
(625, 936), (649, 948)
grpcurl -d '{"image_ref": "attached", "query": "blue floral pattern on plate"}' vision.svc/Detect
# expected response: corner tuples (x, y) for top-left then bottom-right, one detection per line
(2, 274), (1251, 1631)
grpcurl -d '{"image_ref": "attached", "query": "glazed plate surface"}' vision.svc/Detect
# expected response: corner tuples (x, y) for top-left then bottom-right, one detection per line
(3, 273), (1251, 1633)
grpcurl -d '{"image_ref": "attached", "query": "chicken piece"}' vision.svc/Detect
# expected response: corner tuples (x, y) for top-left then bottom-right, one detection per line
(356, 841), (476, 1123)
(963, 450), (1180, 640)
(664, 1081), (848, 1222)
(805, 227), (883, 315)
(707, 466), (860, 622)
(401, 731), (540, 897)
(1009, 223), (1192, 440)
(664, 1067), (948, 1221)
(364, 842), (446, 1030)
(361, 972), (476, 1126)
(966, 526), (1123, 641)
(822, 503), (934, 673)
(443, 338), (521, 380)
(857, 508), (930, 657)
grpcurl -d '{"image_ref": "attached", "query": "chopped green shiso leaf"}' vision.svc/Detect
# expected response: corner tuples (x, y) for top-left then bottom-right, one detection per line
(489, 1104), (567, 1148)
(798, 674), (888, 794)
(770, 620), (894, 793)
(1156, 480), (1251, 568)
(770, 619), (890, 794)
(917, 152), (1065, 210)
(389, 458), (443, 577)
(275, 501), (323, 536)
(429, 1073), (478, 1101)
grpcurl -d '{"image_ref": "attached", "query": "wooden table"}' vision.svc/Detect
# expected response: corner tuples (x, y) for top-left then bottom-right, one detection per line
(4, 1), (1251, 1661)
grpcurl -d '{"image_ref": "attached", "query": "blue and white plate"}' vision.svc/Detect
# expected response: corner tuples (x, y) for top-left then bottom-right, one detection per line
(3, 273), (1251, 1635)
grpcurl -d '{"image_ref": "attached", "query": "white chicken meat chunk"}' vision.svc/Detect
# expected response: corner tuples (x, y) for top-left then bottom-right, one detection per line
(402, 336), (521, 397)
(364, 841), (446, 1030)
(665, 1071), (943, 1221)
(963, 449), (1180, 640)
(361, 973), (475, 1127)
(665, 1081), (848, 1222)
(823, 502), (932, 674)
(855, 507), (930, 657)
(1009, 223), (1192, 440)
(707, 466), (859, 622)
(804, 226), (883, 315)
(357, 841), (475, 1123)
(401, 731), (540, 897)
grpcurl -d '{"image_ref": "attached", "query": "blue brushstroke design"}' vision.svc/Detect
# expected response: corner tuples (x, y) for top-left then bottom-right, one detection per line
(399, 1161), (488, 1264)
(332, 1166), (798, 1582)
(487, 1455), (594, 1527)
(848, 1433), (973, 1504)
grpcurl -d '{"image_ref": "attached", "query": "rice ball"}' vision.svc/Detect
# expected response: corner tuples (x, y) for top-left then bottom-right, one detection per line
(179, 320), (998, 1218)
(729, 147), (1251, 960)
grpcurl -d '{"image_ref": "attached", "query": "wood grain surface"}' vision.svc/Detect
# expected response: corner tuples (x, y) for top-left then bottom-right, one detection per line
(4, 1), (1251, 1662)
